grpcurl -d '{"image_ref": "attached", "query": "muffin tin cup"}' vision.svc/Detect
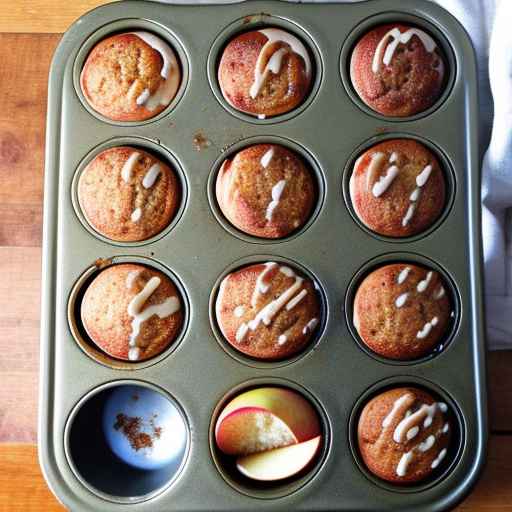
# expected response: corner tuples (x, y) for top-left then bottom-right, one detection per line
(40, 1), (486, 511)
(64, 380), (191, 504)
(209, 377), (332, 499)
(71, 136), (189, 247)
(67, 255), (191, 370)
(342, 132), (457, 244)
(207, 135), (326, 245)
(73, 18), (190, 127)
(339, 11), (457, 123)
(208, 254), (329, 369)
(207, 14), (324, 125)
(344, 251), (461, 366)
(347, 375), (465, 494)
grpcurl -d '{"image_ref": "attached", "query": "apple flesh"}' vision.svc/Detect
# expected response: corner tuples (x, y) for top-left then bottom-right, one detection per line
(215, 387), (321, 456)
(236, 436), (322, 481)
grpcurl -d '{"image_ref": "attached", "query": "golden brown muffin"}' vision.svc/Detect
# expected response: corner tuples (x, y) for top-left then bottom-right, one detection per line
(218, 28), (313, 118)
(81, 264), (184, 362)
(216, 144), (316, 239)
(350, 24), (446, 117)
(349, 139), (446, 237)
(215, 262), (321, 360)
(80, 32), (181, 122)
(358, 387), (452, 484)
(78, 146), (181, 242)
(353, 263), (451, 360)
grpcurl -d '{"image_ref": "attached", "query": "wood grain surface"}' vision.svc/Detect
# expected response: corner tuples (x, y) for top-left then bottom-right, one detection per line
(0, 2), (510, 510)
(0, 0), (114, 33)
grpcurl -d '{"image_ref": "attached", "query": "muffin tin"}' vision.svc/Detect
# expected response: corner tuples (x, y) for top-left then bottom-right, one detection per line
(40, 0), (487, 510)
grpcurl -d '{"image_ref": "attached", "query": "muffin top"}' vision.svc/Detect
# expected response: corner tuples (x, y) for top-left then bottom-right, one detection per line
(216, 144), (316, 239)
(353, 263), (451, 360)
(350, 24), (446, 117)
(218, 28), (313, 118)
(358, 387), (452, 484)
(80, 32), (181, 122)
(78, 146), (181, 242)
(81, 264), (184, 362)
(349, 139), (446, 237)
(215, 262), (321, 360)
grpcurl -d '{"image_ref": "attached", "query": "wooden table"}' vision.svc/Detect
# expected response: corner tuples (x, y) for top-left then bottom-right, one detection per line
(0, 1), (510, 510)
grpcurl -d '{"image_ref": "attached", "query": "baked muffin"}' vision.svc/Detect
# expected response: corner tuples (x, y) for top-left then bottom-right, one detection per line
(81, 32), (181, 122)
(353, 263), (451, 360)
(218, 28), (313, 118)
(78, 146), (181, 242)
(358, 387), (452, 484)
(349, 139), (446, 237)
(216, 144), (316, 238)
(350, 24), (446, 117)
(215, 262), (321, 360)
(81, 264), (184, 362)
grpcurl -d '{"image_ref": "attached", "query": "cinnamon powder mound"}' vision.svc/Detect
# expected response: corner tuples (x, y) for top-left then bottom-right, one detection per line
(114, 413), (162, 451)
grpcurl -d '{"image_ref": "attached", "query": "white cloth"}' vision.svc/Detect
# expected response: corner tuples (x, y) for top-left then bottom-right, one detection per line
(155, 0), (511, 348)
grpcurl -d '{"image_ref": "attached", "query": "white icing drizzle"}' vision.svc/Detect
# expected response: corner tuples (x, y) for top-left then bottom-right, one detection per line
(237, 264), (310, 343)
(280, 266), (295, 278)
(402, 164), (435, 227)
(250, 28), (312, 100)
(278, 334), (287, 345)
(382, 393), (414, 428)
(234, 305), (245, 318)
(260, 148), (274, 168)
(434, 286), (446, 300)
(286, 289), (307, 311)
(129, 31), (180, 111)
(251, 262), (278, 307)
(409, 188), (421, 202)
(416, 165), (433, 187)
(125, 270), (141, 290)
(431, 448), (447, 469)
(142, 163), (162, 189)
(396, 451), (414, 477)
(136, 88), (151, 106)
(372, 165), (399, 197)
(246, 276), (304, 330)
(417, 271), (433, 293)
(121, 152), (141, 183)
(406, 426), (420, 441)
(417, 316), (439, 339)
(393, 402), (445, 444)
(395, 292), (409, 308)
(265, 180), (287, 222)
(128, 347), (141, 361)
(389, 152), (398, 163)
(303, 317), (319, 335)
(393, 401), (449, 476)
(402, 203), (416, 227)
(372, 27), (437, 73)
(366, 152), (386, 191)
(397, 266), (411, 285)
(236, 323), (249, 343)
(131, 207), (142, 222)
(127, 276), (180, 359)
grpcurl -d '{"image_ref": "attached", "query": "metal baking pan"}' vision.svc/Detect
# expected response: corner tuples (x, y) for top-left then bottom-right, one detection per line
(39, 0), (487, 510)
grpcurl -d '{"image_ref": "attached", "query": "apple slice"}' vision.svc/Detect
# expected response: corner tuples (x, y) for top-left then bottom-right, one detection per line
(236, 436), (322, 481)
(215, 387), (321, 455)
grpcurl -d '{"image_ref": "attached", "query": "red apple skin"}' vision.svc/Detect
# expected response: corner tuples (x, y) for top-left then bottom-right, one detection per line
(215, 387), (321, 455)
(236, 435), (322, 481)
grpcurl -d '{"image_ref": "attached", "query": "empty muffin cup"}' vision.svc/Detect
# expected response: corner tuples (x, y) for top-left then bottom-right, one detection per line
(65, 381), (190, 503)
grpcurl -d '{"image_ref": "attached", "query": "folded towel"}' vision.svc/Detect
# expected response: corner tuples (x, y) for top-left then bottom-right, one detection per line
(156, 0), (510, 348)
